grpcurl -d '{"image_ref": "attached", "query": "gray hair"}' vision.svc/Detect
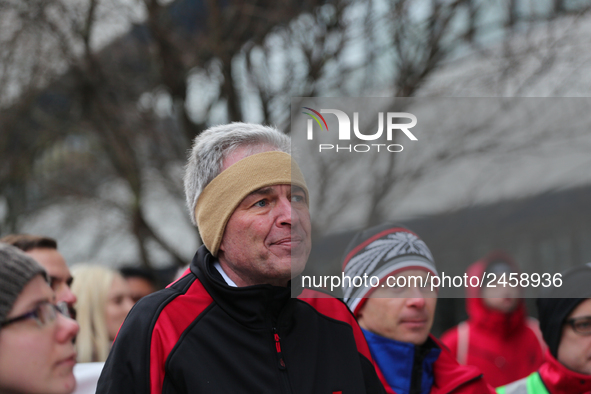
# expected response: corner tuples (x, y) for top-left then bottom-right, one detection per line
(183, 122), (291, 226)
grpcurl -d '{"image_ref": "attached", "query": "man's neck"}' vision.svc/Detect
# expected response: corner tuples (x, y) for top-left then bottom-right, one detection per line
(215, 260), (290, 287)
(214, 261), (237, 287)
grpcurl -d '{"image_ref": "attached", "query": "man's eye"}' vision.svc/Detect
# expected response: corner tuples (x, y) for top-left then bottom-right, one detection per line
(291, 195), (305, 203)
(254, 200), (267, 207)
(49, 277), (59, 290)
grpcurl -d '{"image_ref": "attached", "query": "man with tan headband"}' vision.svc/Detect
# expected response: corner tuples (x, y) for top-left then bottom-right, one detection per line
(97, 123), (385, 393)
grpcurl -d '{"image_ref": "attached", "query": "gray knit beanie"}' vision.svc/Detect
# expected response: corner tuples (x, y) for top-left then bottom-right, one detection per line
(0, 243), (47, 327)
(342, 223), (437, 316)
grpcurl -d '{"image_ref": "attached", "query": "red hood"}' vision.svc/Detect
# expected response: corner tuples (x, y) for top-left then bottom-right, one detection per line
(539, 349), (591, 394)
(465, 252), (527, 337)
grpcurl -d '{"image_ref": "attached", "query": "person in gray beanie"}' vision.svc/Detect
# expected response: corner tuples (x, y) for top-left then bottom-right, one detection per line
(342, 223), (495, 394)
(0, 243), (48, 326)
(0, 242), (79, 394)
(496, 263), (591, 394)
(0, 234), (77, 318)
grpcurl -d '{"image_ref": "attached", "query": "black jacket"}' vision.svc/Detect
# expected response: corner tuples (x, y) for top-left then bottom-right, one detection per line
(96, 246), (384, 393)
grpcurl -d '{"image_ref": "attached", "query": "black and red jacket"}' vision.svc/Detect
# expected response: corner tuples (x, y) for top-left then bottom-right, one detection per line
(96, 246), (385, 394)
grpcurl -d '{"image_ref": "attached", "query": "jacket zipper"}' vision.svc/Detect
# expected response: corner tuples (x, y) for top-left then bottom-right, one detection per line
(273, 327), (287, 370)
(272, 327), (292, 393)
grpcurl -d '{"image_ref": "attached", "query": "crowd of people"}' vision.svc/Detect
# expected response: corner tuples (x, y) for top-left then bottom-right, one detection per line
(1, 122), (590, 394)
(0, 234), (158, 394)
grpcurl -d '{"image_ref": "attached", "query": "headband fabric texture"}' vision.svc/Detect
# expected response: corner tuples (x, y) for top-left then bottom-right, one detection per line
(195, 151), (308, 256)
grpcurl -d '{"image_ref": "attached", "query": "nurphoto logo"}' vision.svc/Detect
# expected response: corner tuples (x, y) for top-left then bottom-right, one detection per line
(302, 107), (418, 153)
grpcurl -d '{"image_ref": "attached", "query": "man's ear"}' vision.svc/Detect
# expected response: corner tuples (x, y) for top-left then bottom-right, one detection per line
(356, 303), (366, 325)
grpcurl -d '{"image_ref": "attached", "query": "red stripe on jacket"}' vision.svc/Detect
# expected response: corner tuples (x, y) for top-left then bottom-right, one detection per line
(150, 278), (213, 394)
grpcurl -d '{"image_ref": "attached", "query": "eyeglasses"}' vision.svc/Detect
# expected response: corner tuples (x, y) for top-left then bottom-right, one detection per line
(0, 301), (70, 328)
(565, 316), (591, 335)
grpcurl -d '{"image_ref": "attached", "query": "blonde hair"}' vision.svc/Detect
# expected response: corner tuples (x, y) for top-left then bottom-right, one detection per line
(71, 264), (119, 363)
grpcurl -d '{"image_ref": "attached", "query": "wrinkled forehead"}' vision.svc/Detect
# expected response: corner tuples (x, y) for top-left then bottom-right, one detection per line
(242, 184), (306, 199)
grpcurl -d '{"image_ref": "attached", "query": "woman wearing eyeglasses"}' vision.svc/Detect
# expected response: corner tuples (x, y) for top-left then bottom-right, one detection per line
(497, 264), (591, 394)
(0, 243), (79, 394)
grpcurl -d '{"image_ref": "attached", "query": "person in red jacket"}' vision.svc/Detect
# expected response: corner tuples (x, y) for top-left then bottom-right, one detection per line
(497, 263), (591, 394)
(342, 223), (496, 394)
(440, 252), (545, 388)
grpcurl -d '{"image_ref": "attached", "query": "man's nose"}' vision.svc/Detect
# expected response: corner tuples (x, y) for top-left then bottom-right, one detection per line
(275, 196), (292, 226)
(57, 284), (78, 308)
(406, 292), (426, 308)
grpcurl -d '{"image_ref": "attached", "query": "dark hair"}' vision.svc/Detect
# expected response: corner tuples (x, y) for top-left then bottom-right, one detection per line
(0, 234), (58, 252)
(119, 266), (158, 286)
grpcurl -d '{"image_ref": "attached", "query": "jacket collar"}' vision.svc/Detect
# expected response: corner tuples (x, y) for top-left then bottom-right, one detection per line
(363, 329), (440, 394)
(539, 350), (591, 394)
(430, 335), (485, 394)
(190, 245), (294, 329)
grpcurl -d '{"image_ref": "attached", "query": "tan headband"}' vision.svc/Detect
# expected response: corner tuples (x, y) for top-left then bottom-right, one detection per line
(195, 151), (308, 256)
